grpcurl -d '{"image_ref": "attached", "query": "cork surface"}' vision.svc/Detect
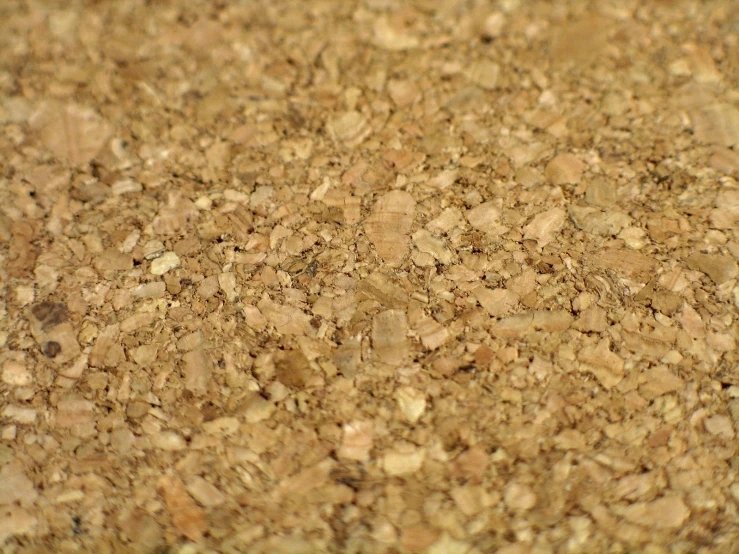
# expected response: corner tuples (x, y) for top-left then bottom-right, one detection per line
(2, 0), (739, 552)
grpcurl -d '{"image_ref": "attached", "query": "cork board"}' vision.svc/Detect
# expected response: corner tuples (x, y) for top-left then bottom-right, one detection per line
(1, 0), (739, 552)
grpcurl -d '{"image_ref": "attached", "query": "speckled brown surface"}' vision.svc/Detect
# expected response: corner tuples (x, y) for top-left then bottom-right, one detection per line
(2, 1), (739, 552)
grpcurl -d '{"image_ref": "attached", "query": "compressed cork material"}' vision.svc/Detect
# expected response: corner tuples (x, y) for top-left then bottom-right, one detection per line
(1, 0), (739, 552)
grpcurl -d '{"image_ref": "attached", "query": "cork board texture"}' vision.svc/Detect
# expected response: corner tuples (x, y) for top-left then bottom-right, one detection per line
(1, 0), (739, 552)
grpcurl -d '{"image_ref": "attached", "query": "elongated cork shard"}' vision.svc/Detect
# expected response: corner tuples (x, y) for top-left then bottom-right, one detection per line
(158, 475), (207, 542)
(372, 309), (409, 366)
(364, 190), (416, 266)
